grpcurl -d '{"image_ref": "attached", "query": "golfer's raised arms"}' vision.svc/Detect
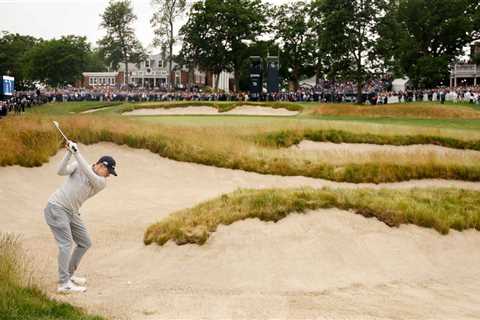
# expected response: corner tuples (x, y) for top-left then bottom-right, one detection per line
(57, 152), (76, 176)
(48, 148), (106, 213)
(72, 151), (106, 189)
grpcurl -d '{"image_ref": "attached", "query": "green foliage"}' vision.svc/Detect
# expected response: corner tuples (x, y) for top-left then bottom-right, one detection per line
(312, 0), (388, 102)
(98, 0), (146, 83)
(272, 1), (315, 91)
(378, 0), (479, 88)
(24, 36), (92, 87)
(151, 0), (187, 87)
(144, 188), (480, 246)
(180, 0), (267, 91)
(0, 32), (39, 90)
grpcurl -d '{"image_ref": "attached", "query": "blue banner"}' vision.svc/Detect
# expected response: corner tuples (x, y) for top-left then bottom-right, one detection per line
(2, 76), (15, 96)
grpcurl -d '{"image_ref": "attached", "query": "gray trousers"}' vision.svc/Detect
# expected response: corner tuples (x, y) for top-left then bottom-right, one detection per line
(44, 203), (92, 284)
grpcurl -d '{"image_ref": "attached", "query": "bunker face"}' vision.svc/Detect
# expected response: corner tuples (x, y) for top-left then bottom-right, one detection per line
(1, 143), (480, 319)
(122, 105), (300, 116)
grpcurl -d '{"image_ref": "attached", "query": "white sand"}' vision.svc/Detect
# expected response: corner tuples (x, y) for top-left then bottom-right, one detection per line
(290, 140), (480, 164)
(122, 105), (299, 116)
(294, 140), (480, 155)
(1, 143), (479, 319)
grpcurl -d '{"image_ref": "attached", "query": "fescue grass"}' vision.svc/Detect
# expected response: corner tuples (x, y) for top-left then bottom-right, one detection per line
(2, 115), (480, 182)
(255, 128), (480, 150)
(307, 102), (480, 119)
(144, 187), (480, 246)
(0, 234), (105, 320)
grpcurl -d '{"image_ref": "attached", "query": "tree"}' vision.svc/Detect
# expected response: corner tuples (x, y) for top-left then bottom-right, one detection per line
(0, 32), (40, 89)
(86, 48), (108, 72)
(98, 0), (145, 86)
(151, 0), (187, 89)
(313, 0), (388, 103)
(180, 0), (266, 91)
(378, 0), (480, 88)
(24, 36), (91, 87)
(272, 1), (315, 91)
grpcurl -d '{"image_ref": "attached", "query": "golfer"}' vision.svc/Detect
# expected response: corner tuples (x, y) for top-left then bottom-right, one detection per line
(44, 141), (117, 293)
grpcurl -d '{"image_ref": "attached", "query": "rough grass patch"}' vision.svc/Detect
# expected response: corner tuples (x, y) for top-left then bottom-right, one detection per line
(0, 234), (106, 320)
(144, 188), (480, 246)
(2, 115), (480, 182)
(308, 102), (480, 119)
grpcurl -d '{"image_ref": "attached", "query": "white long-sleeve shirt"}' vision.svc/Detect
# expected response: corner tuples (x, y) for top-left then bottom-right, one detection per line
(48, 150), (106, 213)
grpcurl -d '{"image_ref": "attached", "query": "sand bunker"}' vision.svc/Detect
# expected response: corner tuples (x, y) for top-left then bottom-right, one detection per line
(290, 140), (480, 164)
(1, 143), (479, 319)
(81, 106), (115, 114)
(122, 105), (299, 116)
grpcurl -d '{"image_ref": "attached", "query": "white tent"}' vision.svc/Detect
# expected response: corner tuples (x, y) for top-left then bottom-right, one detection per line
(392, 78), (409, 92)
(299, 76), (317, 88)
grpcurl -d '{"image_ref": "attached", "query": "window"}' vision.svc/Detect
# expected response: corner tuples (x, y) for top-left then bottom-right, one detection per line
(89, 77), (93, 85)
(93, 77), (97, 84)
(112, 77), (115, 85)
(145, 60), (150, 68)
(158, 60), (163, 68)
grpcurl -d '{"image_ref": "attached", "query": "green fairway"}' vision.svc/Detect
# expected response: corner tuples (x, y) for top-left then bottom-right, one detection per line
(28, 101), (122, 115)
(127, 113), (480, 131)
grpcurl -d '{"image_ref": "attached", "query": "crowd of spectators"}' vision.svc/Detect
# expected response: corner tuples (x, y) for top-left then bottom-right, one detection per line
(0, 89), (47, 118)
(1, 81), (479, 119)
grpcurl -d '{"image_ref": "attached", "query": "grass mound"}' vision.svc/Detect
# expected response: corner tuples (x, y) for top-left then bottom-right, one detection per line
(144, 188), (480, 246)
(308, 103), (480, 119)
(0, 234), (105, 320)
(255, 129), (480, 150)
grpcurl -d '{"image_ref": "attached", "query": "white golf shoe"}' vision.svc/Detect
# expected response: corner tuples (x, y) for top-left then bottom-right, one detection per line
(57, 280), (87, 293)
(70, 275), (87, 286)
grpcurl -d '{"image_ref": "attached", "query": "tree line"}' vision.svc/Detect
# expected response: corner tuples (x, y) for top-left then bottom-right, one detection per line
(0, 0), (478, 92)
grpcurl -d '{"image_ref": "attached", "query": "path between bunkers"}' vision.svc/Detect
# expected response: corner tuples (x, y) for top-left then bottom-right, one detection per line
(1, 143), (479, 319)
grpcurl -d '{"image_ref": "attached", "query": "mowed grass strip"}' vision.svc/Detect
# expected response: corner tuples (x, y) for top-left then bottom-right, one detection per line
(2, 115), (480, 182)
(0, 234), (105, 320)
(308, 102), (480, 119)
(144, 187), (480, 246)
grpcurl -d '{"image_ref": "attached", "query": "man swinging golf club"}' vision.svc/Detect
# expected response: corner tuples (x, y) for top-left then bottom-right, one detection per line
(44, 130), (117, 293)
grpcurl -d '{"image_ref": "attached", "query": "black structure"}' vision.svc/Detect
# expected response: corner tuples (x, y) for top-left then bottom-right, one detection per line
(249, 56), (262, 101)
(267, 56), (279, 93)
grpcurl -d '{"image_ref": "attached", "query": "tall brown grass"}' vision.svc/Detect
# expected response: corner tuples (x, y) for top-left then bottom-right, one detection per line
(144, 188), (480, 246)
(2, 115), (480, 182)
(308, 103), (480, 119)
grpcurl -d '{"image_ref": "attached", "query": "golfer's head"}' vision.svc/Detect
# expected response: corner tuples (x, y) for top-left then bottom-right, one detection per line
(95, 156), (117, 177)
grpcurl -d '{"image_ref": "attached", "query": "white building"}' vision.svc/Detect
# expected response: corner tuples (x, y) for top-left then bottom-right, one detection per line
(118, 53), (172, 88)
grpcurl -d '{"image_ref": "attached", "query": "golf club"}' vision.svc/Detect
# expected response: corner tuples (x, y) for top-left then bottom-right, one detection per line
(52, 121), (77, 152)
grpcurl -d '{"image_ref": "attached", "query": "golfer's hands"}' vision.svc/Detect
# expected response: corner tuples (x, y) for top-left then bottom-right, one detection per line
(66, 140), (78, 153)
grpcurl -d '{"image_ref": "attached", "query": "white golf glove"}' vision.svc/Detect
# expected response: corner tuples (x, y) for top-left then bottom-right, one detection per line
(67, 141), (78, 153)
